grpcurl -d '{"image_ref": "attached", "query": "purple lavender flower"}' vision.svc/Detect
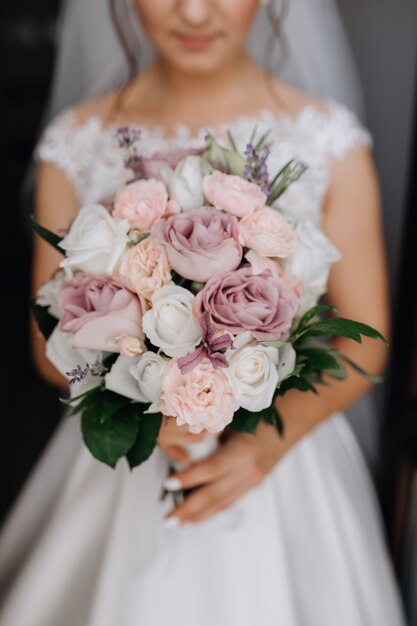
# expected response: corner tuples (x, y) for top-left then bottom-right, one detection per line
(115, 127), (142, 175)
(66, 361), (107, 385)
(244, 142), (271, 195)
(177, 312), (234, 374)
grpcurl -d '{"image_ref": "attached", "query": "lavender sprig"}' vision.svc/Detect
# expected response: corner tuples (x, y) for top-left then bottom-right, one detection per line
(66, 361), (108, 386)
(115, 127), (142, 173)
(243, 142), (271, 195)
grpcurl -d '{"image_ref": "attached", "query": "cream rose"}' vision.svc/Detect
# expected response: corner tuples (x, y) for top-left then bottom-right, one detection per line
(203, 171), (266, 217)
(59, 205), (129, 276)
(118, 237), (171, 301)
(283, 219), (341, 315)
(225, 332), (280, 412)
(105, 352), (167, 413)
(160, 358), (238, 434)
(161, 155), (205, 211)
(142, 284), (201, 357)
(239, 207), (296, 258)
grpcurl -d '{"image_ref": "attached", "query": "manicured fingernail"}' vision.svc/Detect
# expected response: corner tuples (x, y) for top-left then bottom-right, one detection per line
(163, 477), (182, 491)
(163, 516), (181, 529)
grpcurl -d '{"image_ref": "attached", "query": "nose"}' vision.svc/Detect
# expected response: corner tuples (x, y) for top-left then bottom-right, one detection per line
(178, 0), (211, 26)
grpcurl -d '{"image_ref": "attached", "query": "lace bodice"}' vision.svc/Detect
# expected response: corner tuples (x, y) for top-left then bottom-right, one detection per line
(36, 99), (372, 225)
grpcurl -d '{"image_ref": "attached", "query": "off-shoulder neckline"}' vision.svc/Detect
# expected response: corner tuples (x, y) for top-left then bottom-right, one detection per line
(61, 98), (340, 143)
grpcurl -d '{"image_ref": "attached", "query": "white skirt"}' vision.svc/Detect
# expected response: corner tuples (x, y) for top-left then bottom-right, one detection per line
(0, 413), (406, 626)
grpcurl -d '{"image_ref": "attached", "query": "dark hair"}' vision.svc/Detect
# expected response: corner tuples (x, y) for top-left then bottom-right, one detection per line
(108, 0), (289, 120)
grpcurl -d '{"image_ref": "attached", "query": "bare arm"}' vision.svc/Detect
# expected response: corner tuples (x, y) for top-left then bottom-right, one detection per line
(165, 145), (390, 525)
(31, 161), (79, 388)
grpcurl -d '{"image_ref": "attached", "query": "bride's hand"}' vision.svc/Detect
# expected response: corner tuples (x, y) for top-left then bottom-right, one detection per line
(158, 416), (208, 465)
(165, 422), (286, 525)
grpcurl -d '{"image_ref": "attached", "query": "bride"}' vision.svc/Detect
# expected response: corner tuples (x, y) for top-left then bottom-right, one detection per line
(0, 1), (407, 624)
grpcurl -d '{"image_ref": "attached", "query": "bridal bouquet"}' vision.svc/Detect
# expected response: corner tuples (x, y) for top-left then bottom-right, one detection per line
(32, 127), (385, 469)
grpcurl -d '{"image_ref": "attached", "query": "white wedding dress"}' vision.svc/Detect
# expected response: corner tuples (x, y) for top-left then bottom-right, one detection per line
(0, 100), (406, 626)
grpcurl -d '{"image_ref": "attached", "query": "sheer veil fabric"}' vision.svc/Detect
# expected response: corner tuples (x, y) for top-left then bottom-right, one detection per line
(46, 0), (365, 121)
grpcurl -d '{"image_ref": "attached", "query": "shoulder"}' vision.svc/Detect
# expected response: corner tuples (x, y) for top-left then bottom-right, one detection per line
(270, 79), (373, 160)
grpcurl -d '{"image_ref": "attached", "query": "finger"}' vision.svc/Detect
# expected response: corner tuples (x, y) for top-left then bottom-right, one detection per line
(161, 445), (191, 465)
(168, 445), (235, 490)
(167, 475), (235, 524)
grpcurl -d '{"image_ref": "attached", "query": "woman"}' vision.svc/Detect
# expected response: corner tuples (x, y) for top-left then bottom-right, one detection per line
(0, 1), (406, 624)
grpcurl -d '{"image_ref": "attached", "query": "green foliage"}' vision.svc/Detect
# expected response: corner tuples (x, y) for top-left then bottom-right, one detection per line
(31, 216), (64, 254)
(267, 160), (308, 204)
(202, 132), (247, 176)
(81, 400), (140, 469)
(127, 412), (163, 469)
(31, 301), (59, 340)
(230, 407), (262, 434)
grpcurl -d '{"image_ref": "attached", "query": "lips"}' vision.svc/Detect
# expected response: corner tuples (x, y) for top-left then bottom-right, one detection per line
(173, 32), (220, 51)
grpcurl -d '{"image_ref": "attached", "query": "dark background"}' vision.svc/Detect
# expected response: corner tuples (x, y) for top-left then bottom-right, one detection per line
(0, 1), (416, 620)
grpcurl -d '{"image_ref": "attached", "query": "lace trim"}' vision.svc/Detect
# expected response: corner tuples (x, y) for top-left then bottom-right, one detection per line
(35, 99), (372, 206)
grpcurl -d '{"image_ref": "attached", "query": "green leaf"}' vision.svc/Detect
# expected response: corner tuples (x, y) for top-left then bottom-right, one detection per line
(267, 160), (308, 204)
(299, 318), (388, 345)
(299, 347), (347, 380)
(230, 407), (262, 434)
(338, 354), (384, 384)
(62, 385), (103, 416)
(31, 216), (64, 254)
(263, 404), (284, 436)
(254, 129), (272, 151)
(81, 402), (140, 468)
(292, 304), (337, 336)
(277, 374), (318, 395)
(226, 129), (238, 151)
(31, 301), (59, 340)
(98, 391), (131, 424)
(60, 385), (102, 407)
(127, 411), (163, 469)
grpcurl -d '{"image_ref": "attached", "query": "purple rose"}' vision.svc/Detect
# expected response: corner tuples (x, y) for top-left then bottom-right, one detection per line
(58, 274), (144, 352)
(151, 206), (242, 282)
(195, 265), (299, 341)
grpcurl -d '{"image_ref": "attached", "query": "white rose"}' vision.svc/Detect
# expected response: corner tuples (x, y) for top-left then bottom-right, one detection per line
(161, 156), (204, 212)
(37, 270), (65, 319)
(283, 219), (341, 316)
(277, 343), (296, 380)
(142, 284), (201, 358)
(59, 204), (129, 276)
(105, 351), (167, 413)
(46, 328), (105, 396)
(225, 332), (279, 412)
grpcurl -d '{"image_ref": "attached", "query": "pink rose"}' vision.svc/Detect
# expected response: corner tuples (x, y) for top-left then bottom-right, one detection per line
(195, 264), (299, 341)
(151, 206), (242, 282)
(239, 207), (296, 258)
(203, 171), (266, 218)
(113, 179), (177, 233)
(118, 237), (171, 301)
(58, 274), (144, 352)
(160, 358), (238, 434)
